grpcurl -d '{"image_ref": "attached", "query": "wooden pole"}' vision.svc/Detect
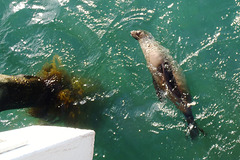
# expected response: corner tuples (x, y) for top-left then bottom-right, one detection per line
(0, 74), (56, 112)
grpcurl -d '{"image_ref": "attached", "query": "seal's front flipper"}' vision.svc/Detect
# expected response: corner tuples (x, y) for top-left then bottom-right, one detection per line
(161, 62), (182, 100)
(152, 77), (165, 101)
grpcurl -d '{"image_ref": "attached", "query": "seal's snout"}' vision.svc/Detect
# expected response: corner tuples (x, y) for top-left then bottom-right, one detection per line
(131, 30), (143, 40)
(130, 30), (139, 40)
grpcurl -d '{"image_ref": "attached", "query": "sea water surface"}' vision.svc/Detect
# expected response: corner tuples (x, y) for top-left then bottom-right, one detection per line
(0, 0), (239, 159)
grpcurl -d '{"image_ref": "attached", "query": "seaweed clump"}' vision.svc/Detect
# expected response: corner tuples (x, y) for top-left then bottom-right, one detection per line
(29, 55), (85, 122)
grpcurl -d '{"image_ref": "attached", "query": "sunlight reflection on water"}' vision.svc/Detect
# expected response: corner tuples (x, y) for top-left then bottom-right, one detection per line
(0, 0), (240, 159)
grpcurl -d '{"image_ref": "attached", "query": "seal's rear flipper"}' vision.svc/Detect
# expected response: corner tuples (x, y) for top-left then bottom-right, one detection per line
(186, 121), (199, 139)
(186, 121), (206, 139)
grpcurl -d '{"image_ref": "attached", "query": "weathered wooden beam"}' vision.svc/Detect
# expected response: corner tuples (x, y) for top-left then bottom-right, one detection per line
(0, 74), (55, 112)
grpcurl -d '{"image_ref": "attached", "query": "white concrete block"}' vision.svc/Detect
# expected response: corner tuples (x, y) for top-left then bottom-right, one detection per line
(0, 126), (95, 160)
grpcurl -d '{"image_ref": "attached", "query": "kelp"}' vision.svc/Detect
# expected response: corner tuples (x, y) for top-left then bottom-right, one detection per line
(29, 55), (86, 122)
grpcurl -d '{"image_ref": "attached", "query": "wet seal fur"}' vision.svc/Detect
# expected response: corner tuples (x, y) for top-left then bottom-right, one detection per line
(131, 30), (204, 139)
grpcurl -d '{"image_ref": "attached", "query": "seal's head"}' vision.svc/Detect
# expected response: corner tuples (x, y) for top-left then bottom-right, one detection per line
(131, 30), (151, 40)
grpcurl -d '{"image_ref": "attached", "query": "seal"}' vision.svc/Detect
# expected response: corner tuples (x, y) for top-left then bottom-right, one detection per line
(131, 30), (204, 138)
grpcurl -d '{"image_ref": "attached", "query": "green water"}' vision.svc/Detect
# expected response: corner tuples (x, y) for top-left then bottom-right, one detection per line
(0, 0), (239, 159)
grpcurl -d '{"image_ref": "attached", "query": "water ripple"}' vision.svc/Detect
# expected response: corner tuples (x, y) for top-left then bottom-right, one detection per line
(28, 1), (61, 25)
(180, 28), (222, 66)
